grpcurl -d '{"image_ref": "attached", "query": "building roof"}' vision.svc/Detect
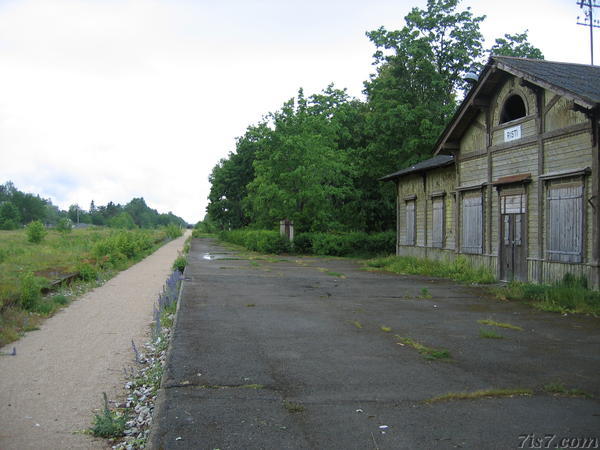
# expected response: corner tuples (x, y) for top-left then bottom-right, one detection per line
(379, 155), (454, 182)
(433, 56), (600, 156)
(493, 56), (600, 105)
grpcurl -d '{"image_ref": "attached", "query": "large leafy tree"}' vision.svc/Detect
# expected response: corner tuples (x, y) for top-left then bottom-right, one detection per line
(244, 88), (354, 232)
(207, 124), (269, 230)
(360, 0), (485, 231)
(489, 30), (544, 59)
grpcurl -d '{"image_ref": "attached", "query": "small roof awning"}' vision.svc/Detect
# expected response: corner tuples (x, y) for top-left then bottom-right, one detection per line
(379, 155), (454, 182)
(492, 173), (532, 186)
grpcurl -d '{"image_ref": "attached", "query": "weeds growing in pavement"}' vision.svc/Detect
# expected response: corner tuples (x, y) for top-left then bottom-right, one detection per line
(479, 328), (503, 339)
(395, 336), (451, 360)
(477, 318), (523, 331)
(425, 388), (532, 404)
(90, 392), (127, 438)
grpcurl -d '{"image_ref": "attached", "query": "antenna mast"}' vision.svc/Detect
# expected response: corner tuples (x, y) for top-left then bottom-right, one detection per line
(577, 0), (600, 65)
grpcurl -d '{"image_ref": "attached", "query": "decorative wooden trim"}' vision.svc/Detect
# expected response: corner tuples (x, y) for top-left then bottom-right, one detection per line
(456, 182), (487, 192)
(544, 94), (561, 115)
(539, 167), (591, 181)
(430, 191), (446, 198)
(491, 114), (535, 132)
(403, 194), (417, 201)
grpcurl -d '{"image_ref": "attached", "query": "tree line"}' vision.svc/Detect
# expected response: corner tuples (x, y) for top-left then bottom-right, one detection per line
(0, 181), (187, 230)
(206, 0), (543, 233)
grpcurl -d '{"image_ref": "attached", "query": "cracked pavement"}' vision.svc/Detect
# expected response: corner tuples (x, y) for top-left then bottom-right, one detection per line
(149, 238), (600, 450)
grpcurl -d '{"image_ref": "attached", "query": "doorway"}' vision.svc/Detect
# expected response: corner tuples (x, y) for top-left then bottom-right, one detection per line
(500, 193), (527, 282)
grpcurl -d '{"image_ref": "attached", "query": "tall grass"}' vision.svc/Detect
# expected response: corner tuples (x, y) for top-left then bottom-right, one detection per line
(0, 227), (168, 347)
(493, 273), (600, 315)
(366, 255), (496, 284)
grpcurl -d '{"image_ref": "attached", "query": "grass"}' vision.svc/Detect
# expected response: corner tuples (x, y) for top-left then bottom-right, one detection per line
(283, 400), (305, 413)
(477, 318), (523, 331)
(395, 336), (451, 360)
(380, 325), (392, 332)
(425, 388), (533, 404)
(0, 227), (167, 347)
(419, 287), (432, 299)
(492, 274), (600, 315)
(479, 327), (503, 339)
(543, 383), (592, 398)
(351, 320), (363, 329)
(366, 255), (495, 284)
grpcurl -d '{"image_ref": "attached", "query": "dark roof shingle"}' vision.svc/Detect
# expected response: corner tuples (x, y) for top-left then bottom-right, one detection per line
(380, 155), (454, 181)
(493, 56), (600, 105)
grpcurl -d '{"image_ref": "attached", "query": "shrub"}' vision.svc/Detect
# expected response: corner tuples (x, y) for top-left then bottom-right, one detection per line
(90, 393), (127, 438)
(18, 272), (43, 310)
(26, 220), (47, 243)
(56, 218), (73, 233)
(164, 224), (182, 239)
(220, 229), (291, 254)
(294, 231), (395, 257)
(77, 263), (98, 282)
(172, 255), (186, 273)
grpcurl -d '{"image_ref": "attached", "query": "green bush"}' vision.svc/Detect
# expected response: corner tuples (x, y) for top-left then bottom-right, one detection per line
(294, 231), (395, 257)
(26, 220), (47, 243)
(56, 218), (73, 233)
(77, 263), (98, 282)
(92, 231), (155, 267)
(19, 272), (44, 310)
(220, 229), (291, 254)
(164, 224), (183, 239)
(173, 255), (187, 273)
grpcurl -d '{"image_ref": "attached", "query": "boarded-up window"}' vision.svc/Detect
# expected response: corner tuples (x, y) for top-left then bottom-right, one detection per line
(547, 184), (583, 263)
(431, 197), (444, 248)
(461, 193), (483, 254)
(405, 200), (416, 245)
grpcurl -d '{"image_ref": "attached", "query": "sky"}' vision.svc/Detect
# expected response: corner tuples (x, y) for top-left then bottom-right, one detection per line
(0, 0), (596, 224)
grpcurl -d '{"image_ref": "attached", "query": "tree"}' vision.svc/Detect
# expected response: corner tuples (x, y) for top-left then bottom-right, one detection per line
(108, 212), (137, 229)
(245, 89), (353, 232)
(26, 220), (47, 243)
(359, 0), (485, 230)
(489, 30), (544, 59)
(0, 201), (21, 230)
(207, 123), (269, 230)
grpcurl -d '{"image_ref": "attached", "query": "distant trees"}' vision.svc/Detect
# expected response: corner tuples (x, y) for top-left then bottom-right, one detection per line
(0, 181), (187, 230)
(205, 0), (544, 233)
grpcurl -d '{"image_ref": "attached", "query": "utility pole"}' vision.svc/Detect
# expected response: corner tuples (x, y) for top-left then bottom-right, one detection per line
(577, 0), (600, 65)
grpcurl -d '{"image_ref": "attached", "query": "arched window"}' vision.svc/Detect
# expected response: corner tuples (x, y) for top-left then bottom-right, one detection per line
(500, 94), (527, 124)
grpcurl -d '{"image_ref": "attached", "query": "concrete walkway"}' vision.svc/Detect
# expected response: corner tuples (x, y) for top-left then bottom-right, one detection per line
(150, 238), (600, 450)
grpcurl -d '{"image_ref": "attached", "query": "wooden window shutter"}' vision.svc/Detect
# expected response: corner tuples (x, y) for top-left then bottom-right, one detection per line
(431, 197), (444, 248)
(405, 200), (416, 245)
(547, 184), (583, 263)
(461, 193), (483, 254)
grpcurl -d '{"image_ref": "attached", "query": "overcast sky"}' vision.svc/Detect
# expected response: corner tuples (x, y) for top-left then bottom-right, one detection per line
(0, 0), (596, 224)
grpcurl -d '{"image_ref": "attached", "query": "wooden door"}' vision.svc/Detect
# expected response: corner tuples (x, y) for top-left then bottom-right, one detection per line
(500, 194), (527, 282)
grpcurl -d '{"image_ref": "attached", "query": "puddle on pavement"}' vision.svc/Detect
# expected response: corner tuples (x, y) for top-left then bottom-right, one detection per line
(202, 253), (238, 261)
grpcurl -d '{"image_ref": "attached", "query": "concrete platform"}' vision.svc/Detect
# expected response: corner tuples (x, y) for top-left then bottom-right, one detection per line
(149, 238), (600, 449)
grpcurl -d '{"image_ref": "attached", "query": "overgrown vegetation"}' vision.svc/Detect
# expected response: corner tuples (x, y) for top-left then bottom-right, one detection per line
(0, 227), (168, 347)
(493, 273), (600, 315)
(366, 255), (495, 284)
(205, 0), (543, 234)
(219, 229), (291, 254)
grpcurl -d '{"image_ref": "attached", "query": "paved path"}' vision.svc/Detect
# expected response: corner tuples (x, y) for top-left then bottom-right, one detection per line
(150, 238), (600, 450)
(0, 232), (189, 450)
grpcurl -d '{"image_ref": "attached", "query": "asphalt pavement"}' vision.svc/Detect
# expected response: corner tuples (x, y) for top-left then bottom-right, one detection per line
(149, 238), (600, 450)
